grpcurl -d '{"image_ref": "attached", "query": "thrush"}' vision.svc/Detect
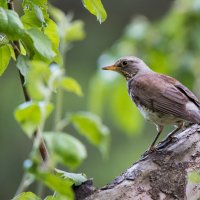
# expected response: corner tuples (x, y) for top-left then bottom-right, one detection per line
(102, 56), (200, 151)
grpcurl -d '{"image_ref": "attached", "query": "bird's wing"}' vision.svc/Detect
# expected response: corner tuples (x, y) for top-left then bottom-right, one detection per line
(129, 73), (199, 122)
(175, 82), (200, 108)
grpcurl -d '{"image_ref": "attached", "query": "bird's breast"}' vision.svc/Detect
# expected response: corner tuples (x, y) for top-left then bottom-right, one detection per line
(127, 80), (184, 126)
(136, 104), (183, 125)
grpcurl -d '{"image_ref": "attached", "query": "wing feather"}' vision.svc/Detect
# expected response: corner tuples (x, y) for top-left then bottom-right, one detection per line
(175, 83), (200, 108)
(128, 73), (200, 122)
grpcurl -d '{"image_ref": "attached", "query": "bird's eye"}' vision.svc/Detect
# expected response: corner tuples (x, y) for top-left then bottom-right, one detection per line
(122, 61), (127, 66)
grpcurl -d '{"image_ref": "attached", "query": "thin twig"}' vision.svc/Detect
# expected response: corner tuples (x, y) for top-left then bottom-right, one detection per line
(8, 5), (50, 196)
(8, 0), (50, 197)
(14, 174), (34, 196)
(13, 41), (30, 101)
(8, 0), (49, 164)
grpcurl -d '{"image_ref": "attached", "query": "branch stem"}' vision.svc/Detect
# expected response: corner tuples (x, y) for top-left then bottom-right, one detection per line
(14, 174), (34, 196)
(8, 0), (50, 195)
(9, 2), (49, 164)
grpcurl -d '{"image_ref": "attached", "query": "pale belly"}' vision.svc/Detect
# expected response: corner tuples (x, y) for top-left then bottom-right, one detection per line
(136, 104), (183, 126)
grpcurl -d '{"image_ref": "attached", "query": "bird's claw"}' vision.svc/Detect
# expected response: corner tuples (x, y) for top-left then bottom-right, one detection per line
(141, 147), (156, 158)
(157, 136), (177, 150)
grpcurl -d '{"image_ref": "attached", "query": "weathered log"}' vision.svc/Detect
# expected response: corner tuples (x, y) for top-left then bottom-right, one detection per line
(75, 124), (200, 200)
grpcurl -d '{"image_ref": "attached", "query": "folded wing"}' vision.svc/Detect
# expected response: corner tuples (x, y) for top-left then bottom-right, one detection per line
(129, 73), (200, 123)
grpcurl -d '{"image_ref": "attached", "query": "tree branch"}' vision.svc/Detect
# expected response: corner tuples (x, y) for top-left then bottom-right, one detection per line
(7, 0), (14, 10)
(8, 0), (49, 163)
(76, 124), (200, 200)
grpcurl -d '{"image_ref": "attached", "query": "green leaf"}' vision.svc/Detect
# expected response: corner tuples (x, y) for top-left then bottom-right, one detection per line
(0, 33), (9, 46)
(39, 101), (54, 119)
(20, 31), (36, 59)
(15, 102), (41, 137)
(59, 77), (83, 96)
(28, 167), (74, 199)
(8, 43), (16, 60)
(48, 4), (65, 23)
(21, 3), (47, 30)
(21, 12), (44, 29)
(33, 5), (46, 25)
(0, 8), (24, 40)
(16, 55), (29, 83)
(0, 45), (11, 76)
(70, 112), (110, 156)
(22, 0), (48, 25)
(44, 19), (61, 64)
(55, 168), (87, 186)
(23, 0), (47, 8)
(27, 61), (51, 100)
(48, 63), (64, 91)
(39, 173), (73, 199)
(19, 42), (27, 55)
(44, 132), (87, 169)
(64, 20), (85, 42)
(12, 192), (41, 200)
(48, 5), (85, 43)
(24, 28), (55, 61)
(188, 171), (200, 183)
(82, 0), (107, 23)
(14, 101), (53, 137)
(27, 62), (78, 100)
(0, 0), (7, 8)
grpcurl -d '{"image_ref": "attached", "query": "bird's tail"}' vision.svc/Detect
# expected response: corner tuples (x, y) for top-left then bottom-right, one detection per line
(190, 110), (200, 124)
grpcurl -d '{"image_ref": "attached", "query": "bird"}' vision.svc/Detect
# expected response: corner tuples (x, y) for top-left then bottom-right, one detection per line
(102, 56), (200, 152)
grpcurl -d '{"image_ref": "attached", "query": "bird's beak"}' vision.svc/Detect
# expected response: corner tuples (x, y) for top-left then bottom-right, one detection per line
(102, 65), (119, 71)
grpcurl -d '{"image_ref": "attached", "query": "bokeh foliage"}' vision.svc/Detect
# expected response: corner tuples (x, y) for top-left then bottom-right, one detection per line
(89, 0), (200, 135)
(0, 0), (108, 199)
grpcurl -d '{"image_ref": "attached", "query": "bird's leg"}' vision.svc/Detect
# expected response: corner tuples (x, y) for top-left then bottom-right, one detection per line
(167, 122), (184, 140)
(142, 125), (164, 157)
(156, 122), (184, 150)
(149, 125), (164, 151)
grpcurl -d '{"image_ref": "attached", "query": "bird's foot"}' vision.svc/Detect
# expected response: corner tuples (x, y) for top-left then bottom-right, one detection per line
(168, 135), (177, 142)
(157, 136), (177, 150)
(141, 146), (157, 158)
(141, 135), (178, 158)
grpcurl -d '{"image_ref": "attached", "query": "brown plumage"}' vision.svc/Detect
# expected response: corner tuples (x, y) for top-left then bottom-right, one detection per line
(103, 56), (200, 151)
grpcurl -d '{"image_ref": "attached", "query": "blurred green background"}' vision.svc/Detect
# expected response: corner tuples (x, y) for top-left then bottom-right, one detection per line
(1, 0), (200, 199)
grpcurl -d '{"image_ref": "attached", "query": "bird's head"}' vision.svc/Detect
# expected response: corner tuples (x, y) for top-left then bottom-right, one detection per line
(102, 56), (151, 80)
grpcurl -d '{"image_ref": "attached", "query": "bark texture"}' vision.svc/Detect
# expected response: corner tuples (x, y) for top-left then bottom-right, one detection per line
(77, 124), (200, 200)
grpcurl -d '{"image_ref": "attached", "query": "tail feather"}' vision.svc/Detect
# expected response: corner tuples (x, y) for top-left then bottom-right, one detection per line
(185, 102), (200, 124)
(189, 110), (200, 124)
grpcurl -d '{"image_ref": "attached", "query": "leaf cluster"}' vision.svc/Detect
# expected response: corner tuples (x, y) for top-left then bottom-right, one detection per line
(0, 0), (108, 199)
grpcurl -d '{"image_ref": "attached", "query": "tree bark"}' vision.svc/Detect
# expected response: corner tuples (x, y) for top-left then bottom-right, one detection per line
(75, 124), (200, 200)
